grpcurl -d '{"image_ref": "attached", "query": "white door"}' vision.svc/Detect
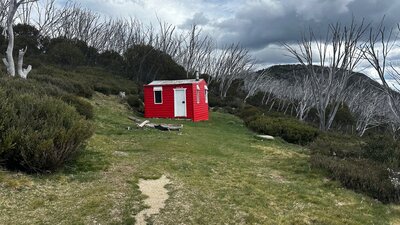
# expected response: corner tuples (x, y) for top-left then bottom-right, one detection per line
(174, 89), (187, 117)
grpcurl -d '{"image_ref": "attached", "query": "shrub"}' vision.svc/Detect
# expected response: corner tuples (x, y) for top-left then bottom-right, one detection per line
(309, 132), (363, 158)
(331, 105), (355, 127)
(246, 91), (265, 107)
(98, 50), (124, 73)
(208, 93), (225, 107)
(93, 83), (115, 95)
(238, 105), (263, 122)
(0, 76), (65, 97)
(247, 116), (319, 145)
(31, 73), (93, 98)
(311, 154), (400, 203)
(47, 42), (85, 67)
(362, 135), (400, 167)
(0, 89), (93, 173)
(126, 95), (142, 108)
(61, 94), (94, 119)
(126, 95), (144, 113)
(124, 44), (187, 83)
(224, 96), (243, 109)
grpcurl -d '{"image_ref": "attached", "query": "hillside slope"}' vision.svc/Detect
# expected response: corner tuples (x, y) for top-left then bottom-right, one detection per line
(0, 93), (398, 224)
(259, 64), (379, 87)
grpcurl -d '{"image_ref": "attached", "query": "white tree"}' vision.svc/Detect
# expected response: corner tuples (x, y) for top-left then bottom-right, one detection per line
(243, 70), (271, 103)
(363, 22), (400, 125)
(292, 73), (314, 121)
(211, 43), (254, 98)
(285, 20), (367, 131)
(2, 0), (37, 78)
(0, 1), (9, 26)
(346, 80), (386, 136)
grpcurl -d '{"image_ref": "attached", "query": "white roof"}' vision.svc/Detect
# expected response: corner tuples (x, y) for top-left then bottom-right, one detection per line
(148, 79), (203, 86)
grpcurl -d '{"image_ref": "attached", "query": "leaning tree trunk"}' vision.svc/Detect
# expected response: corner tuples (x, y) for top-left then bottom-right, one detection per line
(17, 47), (31, 78)
(2, 0), (34, 79)
(2, 3), (17, 77)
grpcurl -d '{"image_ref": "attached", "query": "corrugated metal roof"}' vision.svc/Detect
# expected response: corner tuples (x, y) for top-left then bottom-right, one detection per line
(148, 79), (203, 86)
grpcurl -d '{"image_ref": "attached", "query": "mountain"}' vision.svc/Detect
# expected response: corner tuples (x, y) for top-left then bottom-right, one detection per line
(257, 64), (381, 88)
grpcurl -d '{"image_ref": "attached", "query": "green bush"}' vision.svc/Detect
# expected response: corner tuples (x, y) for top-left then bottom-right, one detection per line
(0, 76), (65, 97)
(47, 42), (85, 67)
(311, 154), (400, 203)
(363, 135), (400, 167)
(31, 73), (93, 98)
(309, 133), (363, 158)
(224, 96), (244, 109)
(32, 66), (138, 97)
(126, 95), (144, 113)
(238, 105), (263, 122)
(123, 44), (187, 83)
(97, 50), (124, 73)
(0, 89), (93, 173)
(126, 95), (141, 108)
(93, 83), (117, 95)
(208, 93), (225, 107)
(61, 94), (94, 119)
(247, 116), (319, 145)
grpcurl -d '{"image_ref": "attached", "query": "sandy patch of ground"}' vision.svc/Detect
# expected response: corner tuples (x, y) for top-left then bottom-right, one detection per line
(135, 175), (171, 225)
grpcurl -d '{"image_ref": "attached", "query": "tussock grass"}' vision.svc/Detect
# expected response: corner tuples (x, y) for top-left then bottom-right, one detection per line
(0, 93), (399, 224)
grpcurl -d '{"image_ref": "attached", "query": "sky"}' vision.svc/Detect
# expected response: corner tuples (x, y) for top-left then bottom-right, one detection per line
(57, 0), (400, 79)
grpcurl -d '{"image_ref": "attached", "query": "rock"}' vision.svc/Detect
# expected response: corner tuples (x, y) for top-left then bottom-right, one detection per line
(256, 135), (275, 140)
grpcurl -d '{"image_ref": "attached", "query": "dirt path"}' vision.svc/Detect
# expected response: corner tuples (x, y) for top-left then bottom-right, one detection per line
(135, 175), (171, 225)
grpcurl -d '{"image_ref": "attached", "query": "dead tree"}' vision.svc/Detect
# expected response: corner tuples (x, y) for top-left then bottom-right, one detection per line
(0, 1), (10, 26)
(154, 18), (181, 58)
(292, 73), (314, 121)
(2, 0), (37, 78)
(212, 43), (254, 99)
(285, 19), (367, 131)
(179, 25), (213, 78)
(243, 70), (271, 103)
(346, 81), (386, 136)
(16, 0), (34, 24)
(363, 21), (400, 126)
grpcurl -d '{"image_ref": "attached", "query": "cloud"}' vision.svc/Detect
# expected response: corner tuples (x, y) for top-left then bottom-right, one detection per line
(209, 0), (400, 49)
(179, 12), (210, 29)
(56, 0), (400, 77)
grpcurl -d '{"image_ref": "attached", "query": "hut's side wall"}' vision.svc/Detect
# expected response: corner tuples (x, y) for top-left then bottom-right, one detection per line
(191, 80), (209, 122)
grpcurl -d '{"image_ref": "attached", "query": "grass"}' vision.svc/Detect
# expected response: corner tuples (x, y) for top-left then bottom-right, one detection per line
(0, 93), (399, 224)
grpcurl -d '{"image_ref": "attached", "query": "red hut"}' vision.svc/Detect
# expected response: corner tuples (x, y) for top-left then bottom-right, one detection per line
(143, 78), (209, 122)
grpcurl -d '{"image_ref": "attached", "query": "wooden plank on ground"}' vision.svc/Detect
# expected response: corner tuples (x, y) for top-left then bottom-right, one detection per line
(138, 120), (150, 128)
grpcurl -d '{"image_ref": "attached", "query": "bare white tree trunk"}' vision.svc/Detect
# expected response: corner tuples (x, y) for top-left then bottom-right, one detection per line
(3, 1), (17, 77)
(17, 47), (31, 78)
(2, 0), (37, 78)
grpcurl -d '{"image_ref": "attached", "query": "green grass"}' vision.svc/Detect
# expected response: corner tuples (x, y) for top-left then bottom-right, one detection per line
(0, 93), (399, 224)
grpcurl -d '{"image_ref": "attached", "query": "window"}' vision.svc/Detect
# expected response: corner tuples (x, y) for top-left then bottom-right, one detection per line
(204, 85), (208, 103)
(154, 87), (162, 104)
(196, 85), (200, 104)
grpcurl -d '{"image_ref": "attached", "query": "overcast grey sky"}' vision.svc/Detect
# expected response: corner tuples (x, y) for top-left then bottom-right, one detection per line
(64, 0), (400, 72)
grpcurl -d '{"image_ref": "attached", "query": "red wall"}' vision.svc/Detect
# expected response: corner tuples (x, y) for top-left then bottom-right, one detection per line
(191, 80), (209, 122)
(144, 83), (194, 119)
(143, 80), (209, 122)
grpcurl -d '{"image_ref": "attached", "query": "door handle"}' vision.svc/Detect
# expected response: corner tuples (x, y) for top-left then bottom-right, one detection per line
(182, 101), (185, 104)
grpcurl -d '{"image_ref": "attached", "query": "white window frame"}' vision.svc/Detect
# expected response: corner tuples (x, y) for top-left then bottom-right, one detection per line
(196, 85), (200, 104)
(204, 85), (208, 103)
(153, 86), (163, 104)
